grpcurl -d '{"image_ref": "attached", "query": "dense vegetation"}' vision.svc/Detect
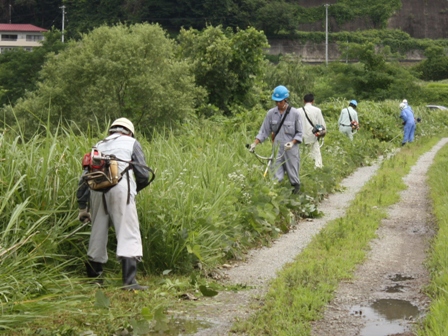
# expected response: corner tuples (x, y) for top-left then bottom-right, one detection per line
(2, 0), (403, 38)
(2, 95), (448, 334)
(0, 11), (448, 334)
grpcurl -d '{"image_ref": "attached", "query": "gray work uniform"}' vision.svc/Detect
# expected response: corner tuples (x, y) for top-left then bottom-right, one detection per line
(255, 105), (303, 186)
(77, 133), (150, 263)
(338, 106), (358, 140)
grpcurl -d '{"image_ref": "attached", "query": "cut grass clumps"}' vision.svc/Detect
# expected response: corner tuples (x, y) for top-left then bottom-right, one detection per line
(234, 136), (439, 335)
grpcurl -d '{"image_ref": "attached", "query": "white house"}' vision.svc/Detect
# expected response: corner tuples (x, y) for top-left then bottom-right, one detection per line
(0, 24), (47, 54)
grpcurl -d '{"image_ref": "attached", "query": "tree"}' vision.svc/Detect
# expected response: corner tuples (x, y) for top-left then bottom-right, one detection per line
(178, 25), (268, 115)
(2, 23), (200, 137)
(330, 42), (422, 101)
(0, 28), (65, 107)
(264, 54), (315, 106)
(414, 46), (448, 81)
(255, 1), (298, 36)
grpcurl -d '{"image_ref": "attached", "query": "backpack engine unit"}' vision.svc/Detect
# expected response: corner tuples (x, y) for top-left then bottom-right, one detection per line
(82, 148), (121, 191)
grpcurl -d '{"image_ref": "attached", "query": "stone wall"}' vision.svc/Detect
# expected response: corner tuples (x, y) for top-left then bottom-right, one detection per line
(294, 0), (448, 39)
(267, 0), (448, 63)
(266, 40), (425, 64)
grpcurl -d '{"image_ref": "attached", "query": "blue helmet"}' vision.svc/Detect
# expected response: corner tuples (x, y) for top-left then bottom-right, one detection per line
(349, 100), (358, 107)
(272, 85), (289, 101)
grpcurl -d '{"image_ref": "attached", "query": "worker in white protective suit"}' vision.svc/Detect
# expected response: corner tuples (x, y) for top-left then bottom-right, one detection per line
(77, 118), (151, 290)
(297, 93), (327, 168)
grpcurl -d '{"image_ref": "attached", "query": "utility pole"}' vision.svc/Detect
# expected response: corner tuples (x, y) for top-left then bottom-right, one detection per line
(325, 4), (330, 66)
(9, 4), (12, 23)
(60, 5), (66, 42)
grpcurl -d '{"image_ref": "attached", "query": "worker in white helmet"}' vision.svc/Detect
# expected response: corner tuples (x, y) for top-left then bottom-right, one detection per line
(77, 117), (152, 290)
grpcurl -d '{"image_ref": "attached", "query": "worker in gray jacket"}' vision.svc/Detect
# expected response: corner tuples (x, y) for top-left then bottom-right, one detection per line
(249, 85), (303, 194)
(338, 100), (359, 140)
(77, 117), (151, 290)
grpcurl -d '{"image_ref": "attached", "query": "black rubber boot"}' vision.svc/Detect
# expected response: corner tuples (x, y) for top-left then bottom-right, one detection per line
(292, 183), (301, 195)
(121, 257), (147, 291)
(85, 260), (104, 285)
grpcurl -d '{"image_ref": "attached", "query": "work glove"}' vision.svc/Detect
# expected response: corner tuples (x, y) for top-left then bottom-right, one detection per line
(284, 141), (294, 151)
(249, 142), (257, 153)
(79, 208), (91, 223)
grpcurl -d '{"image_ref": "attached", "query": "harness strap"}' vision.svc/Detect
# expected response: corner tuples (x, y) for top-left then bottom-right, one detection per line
(303, 107), (315, 128)
(347, 108), (353, 122)
(272, 105), (292, 141)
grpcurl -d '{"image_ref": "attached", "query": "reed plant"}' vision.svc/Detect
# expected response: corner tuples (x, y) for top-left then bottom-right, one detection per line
(0, 121), (103, 330)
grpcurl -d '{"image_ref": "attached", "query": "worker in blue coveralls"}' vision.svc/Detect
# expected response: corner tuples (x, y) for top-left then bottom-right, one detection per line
(399, 99), (416, 146)
(249, 85), (303, 194)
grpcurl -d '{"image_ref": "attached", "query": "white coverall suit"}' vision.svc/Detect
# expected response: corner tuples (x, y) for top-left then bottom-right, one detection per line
(78, 133), (150, 263)
(298, 103), (326, 168)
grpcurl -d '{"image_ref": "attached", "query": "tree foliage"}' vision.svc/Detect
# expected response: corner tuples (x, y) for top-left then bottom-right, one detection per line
(177, 25), (268, 115)
(2, 23), (200, 136)
(0, 28), (65, 107)
(294, 0), (401, 30)
(264, 54), (314, 106)
(255, 1), (298, 36)
(311, 42), (424, 102)
(2, 0), (405, 40)
(413, 46), (448, 81)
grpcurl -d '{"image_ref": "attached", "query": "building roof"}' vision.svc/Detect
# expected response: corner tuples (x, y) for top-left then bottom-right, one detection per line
(0, 24), (47, 32)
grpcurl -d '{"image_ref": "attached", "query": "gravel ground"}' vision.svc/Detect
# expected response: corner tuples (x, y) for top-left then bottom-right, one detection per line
(186, 138), (448, 336)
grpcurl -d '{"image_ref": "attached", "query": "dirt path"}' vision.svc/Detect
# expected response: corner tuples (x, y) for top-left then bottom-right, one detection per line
(312, 138), (448, 336)
(186, 138), (448, 336)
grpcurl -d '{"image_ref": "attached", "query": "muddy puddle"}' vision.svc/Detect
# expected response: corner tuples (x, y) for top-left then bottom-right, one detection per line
(350, 299), (421, 336)
(388, 273), (414, 282)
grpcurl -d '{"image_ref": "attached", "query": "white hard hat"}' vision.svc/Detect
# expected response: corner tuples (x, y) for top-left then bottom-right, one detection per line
(399, 102), (406, 110)
(402, 99), (408, 104)
(110, 117), (135, 136)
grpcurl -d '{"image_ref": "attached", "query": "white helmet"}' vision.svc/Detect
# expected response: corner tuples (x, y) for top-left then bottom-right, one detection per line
(402, 99), (408, 104)
(110, 117), (135, 137)
(399, 102), (406, 110)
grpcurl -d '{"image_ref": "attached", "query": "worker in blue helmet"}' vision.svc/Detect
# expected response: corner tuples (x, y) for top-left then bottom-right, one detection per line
(338, 100), (359, 140)
(249, 85), (303, 194)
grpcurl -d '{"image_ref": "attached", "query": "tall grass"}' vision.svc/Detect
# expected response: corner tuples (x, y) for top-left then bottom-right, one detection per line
(0, 123), (102, 329)
(136, 100), (403, 273)
(0, 100), (443, 330)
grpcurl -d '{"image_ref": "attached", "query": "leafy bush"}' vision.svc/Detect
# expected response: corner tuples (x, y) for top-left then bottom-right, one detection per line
(280, 30), (448, 55)
(264, 54), (315, 106)
(413, 46), (448, 81)
(0, 29), (66, 107)
(1, 23), (199, 138)
(177, 25), (269, 115)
